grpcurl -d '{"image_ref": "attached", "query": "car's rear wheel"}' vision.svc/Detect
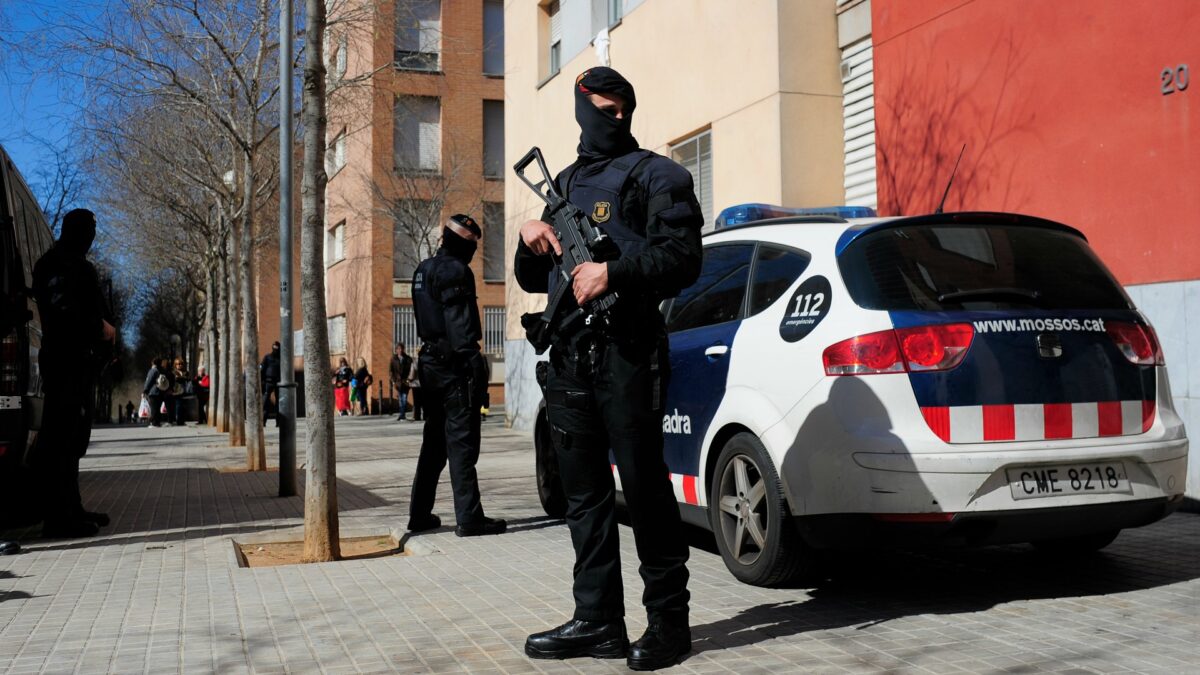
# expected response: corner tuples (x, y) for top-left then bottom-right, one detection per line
(709, 432), (815, 586)
(1032, 529), (1120, 555)
(534, 407), (567, 519)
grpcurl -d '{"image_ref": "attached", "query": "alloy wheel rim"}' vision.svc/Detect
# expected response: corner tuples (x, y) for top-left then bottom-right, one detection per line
(717, 453), (768, 565)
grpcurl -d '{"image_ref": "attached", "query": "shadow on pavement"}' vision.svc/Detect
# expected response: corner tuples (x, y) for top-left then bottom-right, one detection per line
(8, 468), (389, 550)
(687, 513), (1200, 657)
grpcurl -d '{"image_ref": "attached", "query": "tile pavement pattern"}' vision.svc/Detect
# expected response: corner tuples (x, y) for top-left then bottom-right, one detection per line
(1, 417), (1197, 673)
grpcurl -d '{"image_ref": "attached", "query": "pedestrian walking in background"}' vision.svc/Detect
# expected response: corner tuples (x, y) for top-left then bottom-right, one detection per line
(261, 341), (281, 424)
(390, 342), (413, 421)
(407, 214), (505, 538)
(353, 357), (373, 415)
(143, 357), (172, 427)
(30, 208), (115, 538)
(124, 400), (135, 424)
(333, 357), (353, 416)
(194, 367), (210, 423)
(171, 357), (189, 425)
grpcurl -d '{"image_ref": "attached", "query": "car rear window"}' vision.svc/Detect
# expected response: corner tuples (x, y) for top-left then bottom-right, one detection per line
(838, 224), (1132, 311)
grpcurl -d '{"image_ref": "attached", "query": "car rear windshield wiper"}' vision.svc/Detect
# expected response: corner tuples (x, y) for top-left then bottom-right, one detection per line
(937, 287), (1043, 304)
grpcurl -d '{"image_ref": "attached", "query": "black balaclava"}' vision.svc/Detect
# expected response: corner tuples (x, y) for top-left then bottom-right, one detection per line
(574, 67), (638, 162)
(272, 342), (281, 356)
(59, 208), (96, 257)
(442, 213), (481, 264)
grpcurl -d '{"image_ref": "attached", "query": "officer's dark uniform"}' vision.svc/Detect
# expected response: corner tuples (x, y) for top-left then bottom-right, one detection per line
(517, 68), (703, 669)
(261, 343), (281, 420)
(30, 209), (111, 537)
(407, 215), (505, 536)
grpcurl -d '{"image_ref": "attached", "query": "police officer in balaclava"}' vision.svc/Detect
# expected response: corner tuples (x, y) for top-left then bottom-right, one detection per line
(516, 67), (704, 670)
(407, 214), (506, 537)
(31, 208), (116, 538)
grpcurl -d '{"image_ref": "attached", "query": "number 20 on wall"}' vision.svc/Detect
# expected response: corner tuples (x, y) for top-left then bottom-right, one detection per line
(1162, 64), (1189, 95)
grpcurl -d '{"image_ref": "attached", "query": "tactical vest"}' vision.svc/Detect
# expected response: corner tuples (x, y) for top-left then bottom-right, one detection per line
(412, 257), (447, 346)
(546, 149), (653, 300)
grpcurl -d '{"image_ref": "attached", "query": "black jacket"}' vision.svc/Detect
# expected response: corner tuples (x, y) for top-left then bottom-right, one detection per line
(514, 152), (703, 301)
(31, 244), (110, 359)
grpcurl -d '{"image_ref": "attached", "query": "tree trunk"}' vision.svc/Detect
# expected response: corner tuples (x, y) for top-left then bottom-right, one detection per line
(205, 259), (218, 427)
(301, 0), (338, 563)
(227, 205), (246, 447)
(241, 148), (266, 470)
(216, 233), (230, 432)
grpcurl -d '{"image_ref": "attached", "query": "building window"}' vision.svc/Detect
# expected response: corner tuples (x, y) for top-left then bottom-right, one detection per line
(671, 130), (713, 227)
(483, 0), (504, 75)
(333, 33), (348, 81)
(393, 199), (437, 280)
(325, 221), (345, 267)
(393, 306), (418, 354)
(483, 101), (504, 179)
(328, 315), (347, 355)
(484, 307), (505, 357)
(608, 0), (623, 26)
(547, 1), (562, 77)
(395, 0), (441, 71)
(328, 131), (346, 176)
(482, 201), (504, 282)
(394, 95), (441, 173)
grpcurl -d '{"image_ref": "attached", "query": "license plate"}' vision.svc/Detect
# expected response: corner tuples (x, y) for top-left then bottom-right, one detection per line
(1006, 462), (1131, 500)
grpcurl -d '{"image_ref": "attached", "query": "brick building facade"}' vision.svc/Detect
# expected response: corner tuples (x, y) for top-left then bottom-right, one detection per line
(320, 0), (508, 406)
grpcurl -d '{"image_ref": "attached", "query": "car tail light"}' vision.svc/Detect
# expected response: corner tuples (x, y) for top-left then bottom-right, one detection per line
(1106, 321), (1163, 366)
(822, 329), (905, 375)
(895, 324), (974, 371)
(0, 334), (19, 396)
(823, 324), (975, 376)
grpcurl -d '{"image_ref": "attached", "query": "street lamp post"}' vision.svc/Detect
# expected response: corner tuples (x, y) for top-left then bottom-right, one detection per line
(277, 0), (297, 497)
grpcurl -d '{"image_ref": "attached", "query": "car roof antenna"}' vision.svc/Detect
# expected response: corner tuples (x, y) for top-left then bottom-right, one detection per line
(934, 144), (967, 214)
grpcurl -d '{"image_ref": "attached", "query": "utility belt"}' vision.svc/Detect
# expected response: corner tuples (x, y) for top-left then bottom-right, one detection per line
(541, 327), (669, 413)
(418, 340), (453, 363)
(531, 298), (664, 356)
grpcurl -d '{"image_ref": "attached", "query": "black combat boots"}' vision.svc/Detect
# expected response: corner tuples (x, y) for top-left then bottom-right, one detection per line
(454, 516), (506, 537)
(525, 619), (629, 659)
(627, 618), (692, 671)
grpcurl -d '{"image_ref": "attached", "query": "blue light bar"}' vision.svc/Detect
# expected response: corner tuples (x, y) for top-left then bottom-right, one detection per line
(714, 203), (878, 229)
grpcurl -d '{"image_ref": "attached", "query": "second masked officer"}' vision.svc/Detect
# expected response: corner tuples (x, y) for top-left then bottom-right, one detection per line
(516, 67), (703, 671)
(407, 214), (506, 538)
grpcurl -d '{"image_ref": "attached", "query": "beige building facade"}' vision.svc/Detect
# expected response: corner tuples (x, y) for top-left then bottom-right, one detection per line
(504, 0), (868, 428)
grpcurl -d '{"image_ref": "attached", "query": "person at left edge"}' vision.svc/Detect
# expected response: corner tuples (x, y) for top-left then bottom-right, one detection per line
(406, 214), (505, 538)
(30, 208), (115, 538)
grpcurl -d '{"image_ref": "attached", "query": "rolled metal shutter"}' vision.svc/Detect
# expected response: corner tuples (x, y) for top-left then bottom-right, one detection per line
(841, 37), (877, 209)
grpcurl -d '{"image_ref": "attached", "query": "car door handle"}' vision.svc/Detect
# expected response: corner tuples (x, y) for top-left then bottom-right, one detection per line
(704, 344), (730, 359)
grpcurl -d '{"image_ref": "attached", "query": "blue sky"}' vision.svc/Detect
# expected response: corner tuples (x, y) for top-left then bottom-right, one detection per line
(0, 1), (99, 197)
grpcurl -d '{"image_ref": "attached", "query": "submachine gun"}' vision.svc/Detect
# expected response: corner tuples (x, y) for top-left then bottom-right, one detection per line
(514, 147), (620, 354)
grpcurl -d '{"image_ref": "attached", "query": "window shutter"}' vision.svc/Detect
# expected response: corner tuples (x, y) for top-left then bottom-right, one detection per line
(550, 1), (562, 43)
(841, 37), (877, 208)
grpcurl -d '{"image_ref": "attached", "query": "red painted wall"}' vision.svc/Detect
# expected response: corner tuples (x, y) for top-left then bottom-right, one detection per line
(873, 0), (1198, 285)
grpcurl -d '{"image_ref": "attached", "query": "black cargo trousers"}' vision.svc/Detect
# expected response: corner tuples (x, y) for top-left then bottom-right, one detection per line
(408, 354), (486, 527)
(30, 351), (96, 525)
(545, 331), (690, 622)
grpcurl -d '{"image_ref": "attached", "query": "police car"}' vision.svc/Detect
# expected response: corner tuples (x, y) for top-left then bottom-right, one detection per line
(533, 205), (1189, 587)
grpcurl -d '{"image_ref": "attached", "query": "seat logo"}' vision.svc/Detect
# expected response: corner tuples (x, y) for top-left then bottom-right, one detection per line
(1036, 332), (1063, 358)
(662, 409), (692, 435)
(592, 201), (611, 223)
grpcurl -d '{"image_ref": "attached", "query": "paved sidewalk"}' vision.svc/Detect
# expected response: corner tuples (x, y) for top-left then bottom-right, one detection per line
(1, 417), (1198, 674)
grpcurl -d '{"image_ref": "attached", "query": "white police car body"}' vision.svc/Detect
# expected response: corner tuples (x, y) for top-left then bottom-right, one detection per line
(534, 206), (1189, 586)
